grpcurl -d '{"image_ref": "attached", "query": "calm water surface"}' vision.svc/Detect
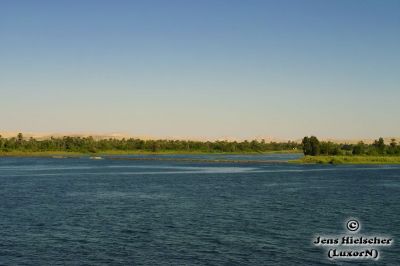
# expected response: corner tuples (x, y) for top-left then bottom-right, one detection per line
(0, 154), (399, 265)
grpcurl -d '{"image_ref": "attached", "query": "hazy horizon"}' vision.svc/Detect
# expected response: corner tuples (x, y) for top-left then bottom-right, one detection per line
(1, 0), (399, 139)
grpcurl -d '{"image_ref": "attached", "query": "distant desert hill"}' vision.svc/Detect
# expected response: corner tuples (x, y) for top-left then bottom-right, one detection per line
(0, 132), (285, 142)
(0, 132), (135, 141)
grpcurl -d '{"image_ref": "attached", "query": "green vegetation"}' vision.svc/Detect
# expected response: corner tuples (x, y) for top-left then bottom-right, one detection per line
(0, 133), (301, 156)
(301, 136), (320, 155)
(3, 133), (398, 165)
(301, 136), (400, 156)
(291, 155), (400, 164)
(296, 136), (400, 164)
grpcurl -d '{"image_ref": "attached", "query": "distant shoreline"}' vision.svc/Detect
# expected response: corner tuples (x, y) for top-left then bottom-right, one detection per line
(3, 151), (400, 165)
(0, 150), (300, 158)
(290, 155), (400, 165)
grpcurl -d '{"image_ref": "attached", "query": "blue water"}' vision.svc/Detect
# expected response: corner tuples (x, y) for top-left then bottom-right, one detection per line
(105, 153), (303, 162)
(0, 155), (399, 265)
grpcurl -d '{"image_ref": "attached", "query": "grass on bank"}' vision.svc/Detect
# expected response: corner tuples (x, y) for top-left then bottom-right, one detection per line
(290, 155), (400, 164)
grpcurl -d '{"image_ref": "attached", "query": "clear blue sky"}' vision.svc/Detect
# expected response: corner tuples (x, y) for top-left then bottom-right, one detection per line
(1, 0), (399, 139)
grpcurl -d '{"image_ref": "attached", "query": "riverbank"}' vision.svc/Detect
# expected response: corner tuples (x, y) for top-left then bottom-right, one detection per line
(290, 155), (400, 164)
(3, 151), (399, 165)
(0, 149), (300, 158)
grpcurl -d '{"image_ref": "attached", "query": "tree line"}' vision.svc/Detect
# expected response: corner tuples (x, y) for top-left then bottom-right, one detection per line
(0, 133), (300, 153)
(302, 136), (400, 156)
(3, 133), (397, 155)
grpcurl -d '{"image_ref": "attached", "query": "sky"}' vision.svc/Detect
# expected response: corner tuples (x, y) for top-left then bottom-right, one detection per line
(1, 0), (399, 140)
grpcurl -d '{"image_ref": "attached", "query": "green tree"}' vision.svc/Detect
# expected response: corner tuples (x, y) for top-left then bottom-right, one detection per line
(302, 137), (312, 155)
(17, 133), (24, 147)
(388, 139), (397, 155)
(390, 138), (397, 148)
(309, 136), (320, 156)
(352, 141), (366, 155)
(373, 137), (385, 155)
